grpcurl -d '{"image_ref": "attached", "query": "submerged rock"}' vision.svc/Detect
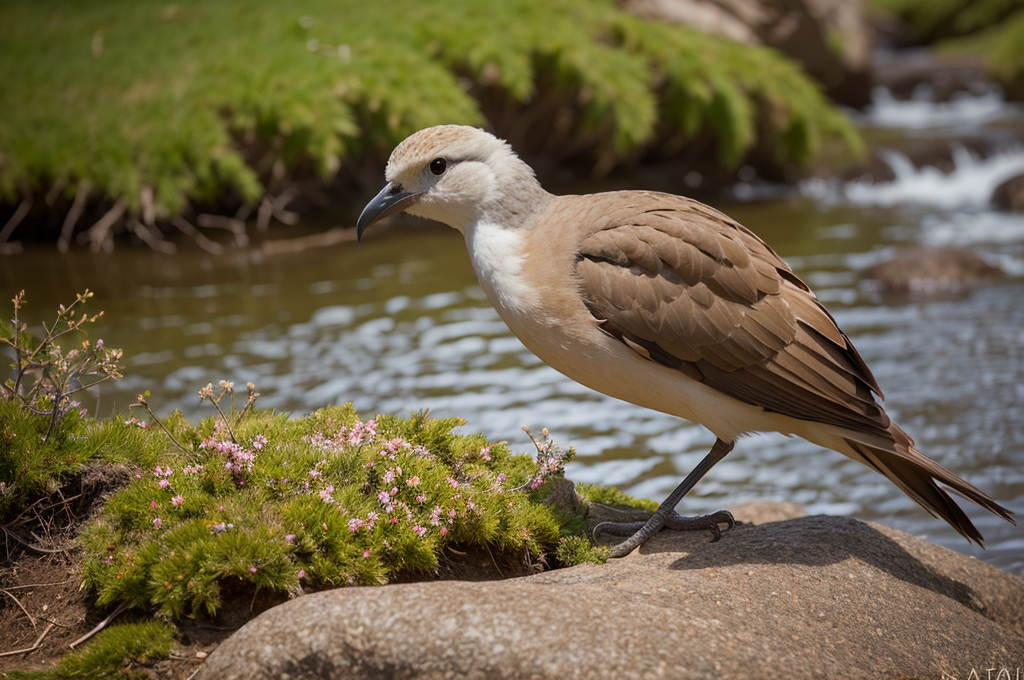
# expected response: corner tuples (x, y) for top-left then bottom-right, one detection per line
(865, 247), (1005, 294)
(200, 504), (1024, 680)
(992, 172), (1024, 212)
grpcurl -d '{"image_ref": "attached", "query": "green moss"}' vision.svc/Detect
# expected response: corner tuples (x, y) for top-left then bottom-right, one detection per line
(7, 621), (175, 680)
(77, 402), (596, 617)
(0, 0), (860, 230)
(576, 482), (659, 512)
(555, 535), (609, 566)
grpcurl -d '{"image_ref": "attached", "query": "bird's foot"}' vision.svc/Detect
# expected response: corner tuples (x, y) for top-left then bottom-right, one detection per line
(594, 509), (735, 558)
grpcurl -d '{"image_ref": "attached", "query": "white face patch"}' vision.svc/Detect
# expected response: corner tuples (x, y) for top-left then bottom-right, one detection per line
(464, 221), (540, 318)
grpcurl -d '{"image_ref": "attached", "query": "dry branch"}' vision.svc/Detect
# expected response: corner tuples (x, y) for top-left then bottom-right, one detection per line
(68, 602), (128, 649)
(197, 213), (249, 246)
(0, 195), (33, 244)
(170, 216), (224, 254)
(1, 588), (36, 629)
(260, 227), (357, 255)
(140, 186), (156, 226)
(127, 218), (176, 254)
(80, 199), (126, 253)
(58, 181), (90, 253)
(0, 622), (54, 658)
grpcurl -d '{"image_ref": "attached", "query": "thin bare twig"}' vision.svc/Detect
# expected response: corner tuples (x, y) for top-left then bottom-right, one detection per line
(69, 602), (128, 649)
(130, 399), (193, 457)
(0, 195), (32, 244)
(2, 579), (74, 591)
(256, 197), (274, 232)
(80, 199), (125, 253)
(1, 587), (36, 630)
(45, 176), (68, 205)
(1, 526), (65, 554)
(170, 216), (224, 254)
(261, 228), (357, 255)
(140, 186), (156, 226)
(0, 622), (54, 658)
(127, 218), (176, 254)
(58, 181), (90, 253)
(197, 214), (249, 246)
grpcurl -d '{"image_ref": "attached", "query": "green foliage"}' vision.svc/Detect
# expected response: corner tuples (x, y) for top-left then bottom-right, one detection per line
(869, 0), (1024, 39)
(869, 0), (1024, 91)
(7, 621), (175, 680)
(80, 402), (589, 618)
(0, 0), (860, 227)
(555, 535), (609, 566)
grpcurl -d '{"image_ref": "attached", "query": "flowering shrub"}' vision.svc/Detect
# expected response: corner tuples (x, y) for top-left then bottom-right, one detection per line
(81, 402), (591, 618)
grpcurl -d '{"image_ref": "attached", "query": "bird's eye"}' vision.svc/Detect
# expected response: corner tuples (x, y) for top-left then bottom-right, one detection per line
(429, 158), (447, 176)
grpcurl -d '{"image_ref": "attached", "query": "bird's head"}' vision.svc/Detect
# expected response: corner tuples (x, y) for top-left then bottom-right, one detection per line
(356, 125), (545, 240)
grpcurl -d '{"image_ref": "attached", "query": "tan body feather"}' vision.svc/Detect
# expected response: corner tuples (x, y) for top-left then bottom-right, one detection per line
(360, 124), (1014, 547)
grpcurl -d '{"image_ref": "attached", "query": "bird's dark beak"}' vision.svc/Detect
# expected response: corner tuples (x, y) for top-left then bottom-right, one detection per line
(356, 182), (423, 241)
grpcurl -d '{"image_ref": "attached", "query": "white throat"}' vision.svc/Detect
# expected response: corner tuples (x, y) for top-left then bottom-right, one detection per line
(464, 220), (540, 319)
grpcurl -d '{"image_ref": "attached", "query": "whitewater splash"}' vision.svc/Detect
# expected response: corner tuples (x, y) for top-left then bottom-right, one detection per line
(802, 145), (1024, 209)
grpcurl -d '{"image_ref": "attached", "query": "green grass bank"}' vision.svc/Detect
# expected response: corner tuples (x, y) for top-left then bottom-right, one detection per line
(0, 0), (861, 248)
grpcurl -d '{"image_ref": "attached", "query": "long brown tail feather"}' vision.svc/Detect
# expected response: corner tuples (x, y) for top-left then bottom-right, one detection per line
(845, 436), (1015, 546)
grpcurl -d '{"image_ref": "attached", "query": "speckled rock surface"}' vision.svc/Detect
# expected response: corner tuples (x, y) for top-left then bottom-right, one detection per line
(200, 506), (1024, 680)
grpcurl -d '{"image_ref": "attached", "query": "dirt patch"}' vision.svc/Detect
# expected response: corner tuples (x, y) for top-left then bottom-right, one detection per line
(0, 461), (238, 678)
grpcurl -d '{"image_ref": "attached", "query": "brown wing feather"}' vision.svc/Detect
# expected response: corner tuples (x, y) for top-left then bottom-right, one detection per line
(575, 194), (885, 436)
(571, 191), (1013, 542)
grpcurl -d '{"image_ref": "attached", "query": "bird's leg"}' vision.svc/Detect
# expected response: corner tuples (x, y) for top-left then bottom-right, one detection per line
(594, 438), (735, 558)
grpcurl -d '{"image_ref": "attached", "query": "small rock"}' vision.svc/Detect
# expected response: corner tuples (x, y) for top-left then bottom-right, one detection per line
(200, 510), (1024, 680)
(992, 172), (1024, 212)
(865, 247), (1005, 295)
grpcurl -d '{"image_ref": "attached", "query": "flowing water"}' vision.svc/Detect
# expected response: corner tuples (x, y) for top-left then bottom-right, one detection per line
(3, 85), (1024, 574)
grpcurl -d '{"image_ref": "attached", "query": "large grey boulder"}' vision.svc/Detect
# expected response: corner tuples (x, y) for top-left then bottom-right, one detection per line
(201, 507), (1024, 680)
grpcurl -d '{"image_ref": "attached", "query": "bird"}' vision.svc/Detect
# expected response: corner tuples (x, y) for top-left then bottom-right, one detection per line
(356, 124), (1014, 557)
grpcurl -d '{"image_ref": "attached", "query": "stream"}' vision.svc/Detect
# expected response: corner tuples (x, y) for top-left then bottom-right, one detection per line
(3, 73), (1024, 574)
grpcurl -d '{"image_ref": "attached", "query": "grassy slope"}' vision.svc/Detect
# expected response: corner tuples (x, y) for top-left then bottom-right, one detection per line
(0, 0), (860, 235)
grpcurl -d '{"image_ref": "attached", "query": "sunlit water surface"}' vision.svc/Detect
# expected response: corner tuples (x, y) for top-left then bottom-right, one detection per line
(3, 90), (1023, 574)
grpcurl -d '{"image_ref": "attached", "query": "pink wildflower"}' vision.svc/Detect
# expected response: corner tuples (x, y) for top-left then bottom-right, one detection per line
(446, 477), (460, 488)
(362, 550), (371, 558)
(171, 495), (184, 507)
(150, 501), (157, 508)
(382, 469), (396, 484)
(152, 518), (162, 529)
(158, 479), (170, 489)
(319, 485), (335, 503)
(497, 473), (506, 483)
(415, 495), (426, 504)
(249, 566), (257, 574)
(440, 526), (448, 536)
(298, 569), (306, 579)
(412, 525), (427, 537)
(480, 446), (492, 461)
(348, 518), (366, 532)
(251, 434), (268, 450)
(407, 476), (420, 487)
(377, 490), (390, 504)
(390, 486), (399, 497)
(285, 534), (296, 543)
